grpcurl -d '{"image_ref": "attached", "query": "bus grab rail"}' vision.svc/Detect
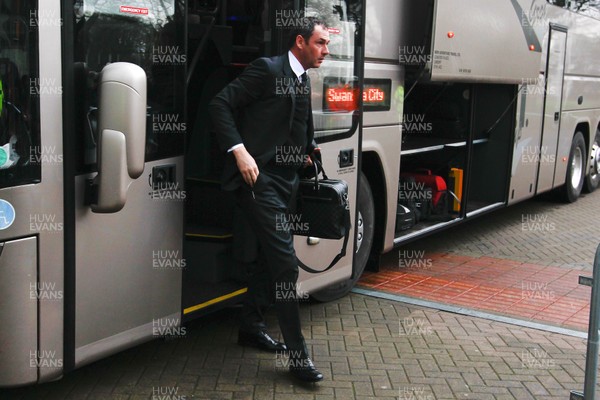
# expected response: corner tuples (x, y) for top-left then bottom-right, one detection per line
(186, 0), (224, 88)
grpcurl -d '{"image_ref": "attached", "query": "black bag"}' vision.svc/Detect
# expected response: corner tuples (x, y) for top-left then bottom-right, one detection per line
(293, 159), (351, 273)
(398, 176), (430, 222)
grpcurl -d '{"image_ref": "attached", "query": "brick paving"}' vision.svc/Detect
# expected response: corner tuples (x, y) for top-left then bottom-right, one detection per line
(0, 294), (592, 400)
(2, 189), (599, 399)
(356, 190), (600, 334)
(397, 191), (600, 271)
(359, 253), (591, 331)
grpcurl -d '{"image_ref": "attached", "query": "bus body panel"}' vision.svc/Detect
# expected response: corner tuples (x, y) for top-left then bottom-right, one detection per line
(362, 61), (402, 253)
(509, 76), (545, 204)
(0, 237), (38, 387)
(546, 5), (600, 79)
(0, 0), (65, 386)
(563, 76), (600, 113)
(74, 156), (183, 367)
(430, 0), (540, 83)
(365, 0), (403, 61)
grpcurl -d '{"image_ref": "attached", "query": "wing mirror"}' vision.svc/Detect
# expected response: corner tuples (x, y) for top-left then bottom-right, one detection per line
(89, 62), (146, 213)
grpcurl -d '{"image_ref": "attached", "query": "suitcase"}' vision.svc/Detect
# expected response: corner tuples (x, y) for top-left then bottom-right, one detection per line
(401, 170), (448, 216)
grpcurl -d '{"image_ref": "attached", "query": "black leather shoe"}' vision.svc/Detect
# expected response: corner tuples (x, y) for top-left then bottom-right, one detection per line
(289, 356), (324, 382)
(237, 329), (287, 352)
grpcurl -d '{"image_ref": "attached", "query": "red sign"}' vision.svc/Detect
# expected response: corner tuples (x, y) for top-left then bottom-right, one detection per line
(326, 86), (359, 112)
(328, 27), (341, 34)
(363, 88), (385, 104)
(323, 78), (392, 112)
(120, 5), (149, 15)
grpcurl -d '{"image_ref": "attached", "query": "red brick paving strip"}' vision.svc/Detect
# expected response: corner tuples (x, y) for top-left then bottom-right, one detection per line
(358, 252), (591, 331)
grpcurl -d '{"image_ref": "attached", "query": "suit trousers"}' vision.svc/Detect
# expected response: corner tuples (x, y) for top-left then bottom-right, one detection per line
(235, 166), (306, 353)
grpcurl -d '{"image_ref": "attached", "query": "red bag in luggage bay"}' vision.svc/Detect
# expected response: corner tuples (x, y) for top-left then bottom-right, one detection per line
(400, 169), (448, 215)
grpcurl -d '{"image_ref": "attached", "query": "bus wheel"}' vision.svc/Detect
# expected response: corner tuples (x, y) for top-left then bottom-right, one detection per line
(584, 130), (600, 193)
(563, 131), (586, 203)
(311, 172), (375, 302)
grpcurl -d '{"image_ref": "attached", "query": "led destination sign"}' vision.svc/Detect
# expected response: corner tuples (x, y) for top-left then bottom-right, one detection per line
(323, 78), (392, 112)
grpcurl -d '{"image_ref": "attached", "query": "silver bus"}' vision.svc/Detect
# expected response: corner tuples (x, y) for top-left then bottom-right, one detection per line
(1, 0), (599, 387)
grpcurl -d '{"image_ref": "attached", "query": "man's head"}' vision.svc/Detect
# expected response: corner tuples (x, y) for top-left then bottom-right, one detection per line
(288, 18), (330, 70)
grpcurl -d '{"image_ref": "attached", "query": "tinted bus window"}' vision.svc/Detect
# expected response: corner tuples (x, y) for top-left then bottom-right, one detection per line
(72, 0), (185, 173)
(0, 0), (41, 188)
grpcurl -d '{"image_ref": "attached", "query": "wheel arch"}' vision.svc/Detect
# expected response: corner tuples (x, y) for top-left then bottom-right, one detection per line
(574, 121), (591, 179)
(576, 122), (590, 160)
(361, 151), (387, 267)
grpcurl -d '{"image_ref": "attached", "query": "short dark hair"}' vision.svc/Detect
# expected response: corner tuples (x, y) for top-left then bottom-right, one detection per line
(287, 17), (327, 50)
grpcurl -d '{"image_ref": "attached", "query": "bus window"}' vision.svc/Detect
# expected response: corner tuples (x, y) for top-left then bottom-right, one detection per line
(72, 0), (185, 173)
(305, 0), (362, 140)
(0, 0), (41, 188)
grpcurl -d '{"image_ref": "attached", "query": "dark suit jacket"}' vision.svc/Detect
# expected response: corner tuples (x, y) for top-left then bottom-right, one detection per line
(209, 53), (316, 190)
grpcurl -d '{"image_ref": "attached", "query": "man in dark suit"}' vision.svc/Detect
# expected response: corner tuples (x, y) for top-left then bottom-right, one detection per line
(209, 19), (329, 382)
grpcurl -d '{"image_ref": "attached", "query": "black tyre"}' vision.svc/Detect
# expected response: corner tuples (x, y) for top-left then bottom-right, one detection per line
(562, 131), (586, 203)
(584, 130), (600, 193)
(311, 172), (375, 302)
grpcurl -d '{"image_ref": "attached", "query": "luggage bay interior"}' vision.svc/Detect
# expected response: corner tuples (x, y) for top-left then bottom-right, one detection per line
(396, 80), (516, 239)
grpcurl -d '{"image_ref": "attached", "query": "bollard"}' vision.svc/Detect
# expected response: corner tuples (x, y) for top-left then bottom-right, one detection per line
(570, 243), (600, 400)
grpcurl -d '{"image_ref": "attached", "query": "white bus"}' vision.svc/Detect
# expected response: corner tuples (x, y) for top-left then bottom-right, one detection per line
(0, 0), (598, 387)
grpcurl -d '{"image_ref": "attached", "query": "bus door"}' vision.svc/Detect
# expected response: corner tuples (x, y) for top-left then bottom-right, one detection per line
(183, 0), (364, 302)
(62, 1), (186, 369)
(537, 25), (567, 193)
(508, 79), (545, 204)
(291, 0), (364, 294)
(0, 0), (64, 387)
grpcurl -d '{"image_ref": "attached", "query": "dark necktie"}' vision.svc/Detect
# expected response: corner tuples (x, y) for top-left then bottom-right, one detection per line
(300, 72), (307, 86)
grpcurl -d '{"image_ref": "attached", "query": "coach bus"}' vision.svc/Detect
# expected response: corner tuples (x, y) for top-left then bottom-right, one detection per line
(1, 0), (599, 387)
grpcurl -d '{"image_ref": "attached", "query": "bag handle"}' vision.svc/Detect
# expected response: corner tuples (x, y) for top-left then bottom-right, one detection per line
(307, 156), (329, 192)
(297, 210), (351, 274)
(297, 156), (349, 274)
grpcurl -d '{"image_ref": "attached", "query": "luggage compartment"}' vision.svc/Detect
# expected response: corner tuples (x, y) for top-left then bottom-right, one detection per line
(395, 81), (516, 240)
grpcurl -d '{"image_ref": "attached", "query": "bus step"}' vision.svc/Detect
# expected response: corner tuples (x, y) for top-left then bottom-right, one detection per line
(185, 224), (232, 241)
(183, 236), (237, 284)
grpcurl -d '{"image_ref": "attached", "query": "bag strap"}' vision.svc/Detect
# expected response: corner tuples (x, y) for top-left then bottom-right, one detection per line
(297, 210), (351, 274)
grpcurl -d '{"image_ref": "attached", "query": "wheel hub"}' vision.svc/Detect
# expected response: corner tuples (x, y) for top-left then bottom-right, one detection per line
(571, 146), (583, 189)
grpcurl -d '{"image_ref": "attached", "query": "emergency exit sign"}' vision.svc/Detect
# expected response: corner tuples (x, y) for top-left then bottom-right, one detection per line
(120, 5), (149, 15)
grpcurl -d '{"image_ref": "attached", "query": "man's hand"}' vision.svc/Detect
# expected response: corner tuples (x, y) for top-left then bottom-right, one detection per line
(233, 146), (259, 186)
(304, 147), (321, 168)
